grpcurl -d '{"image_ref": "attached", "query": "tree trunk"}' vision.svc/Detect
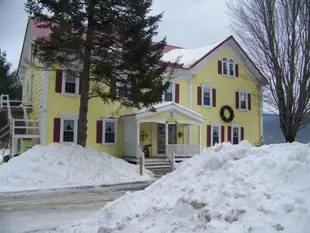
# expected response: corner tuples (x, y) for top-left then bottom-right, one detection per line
(280, 117), (297, 143)
(77, 6), (94, 147)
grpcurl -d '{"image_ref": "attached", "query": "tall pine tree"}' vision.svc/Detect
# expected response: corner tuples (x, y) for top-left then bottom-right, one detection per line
(25, 0), (171, 147)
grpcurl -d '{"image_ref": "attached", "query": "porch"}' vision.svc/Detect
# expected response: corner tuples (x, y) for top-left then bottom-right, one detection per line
(122, 102), (205, 172)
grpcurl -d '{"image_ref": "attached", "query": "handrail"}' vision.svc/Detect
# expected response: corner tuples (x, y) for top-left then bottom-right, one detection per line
(166, 145), (176, 169)
(0, 124), (9, 134)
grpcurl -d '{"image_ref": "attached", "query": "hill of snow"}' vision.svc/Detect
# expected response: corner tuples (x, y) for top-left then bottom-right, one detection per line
(0, 144), (153, 193)
(51, 141), (310, 233)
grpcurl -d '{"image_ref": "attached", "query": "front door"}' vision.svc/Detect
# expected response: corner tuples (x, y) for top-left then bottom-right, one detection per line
(157, 124), (177, 154)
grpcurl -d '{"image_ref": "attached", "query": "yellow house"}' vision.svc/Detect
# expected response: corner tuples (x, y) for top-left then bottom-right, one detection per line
(0, 19), (267, 164)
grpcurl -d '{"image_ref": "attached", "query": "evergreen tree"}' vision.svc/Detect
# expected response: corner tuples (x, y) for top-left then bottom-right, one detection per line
(0, 49), (22, 128)
(0, 50), (22, 100)
(25, 0), (171, 147)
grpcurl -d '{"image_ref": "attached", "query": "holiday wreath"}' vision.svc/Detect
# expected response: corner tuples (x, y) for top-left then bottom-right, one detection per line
(220, 105), (235, 123)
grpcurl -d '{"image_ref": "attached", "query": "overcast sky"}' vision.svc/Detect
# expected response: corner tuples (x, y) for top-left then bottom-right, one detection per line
(0, 0), (231, 70)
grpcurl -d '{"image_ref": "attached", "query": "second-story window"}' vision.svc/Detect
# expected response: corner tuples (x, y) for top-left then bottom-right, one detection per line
(239, 91), (248, 110)
(62, 70), (79, 95)
(164, 82), (174, 102)
(202, 86), (212, 107)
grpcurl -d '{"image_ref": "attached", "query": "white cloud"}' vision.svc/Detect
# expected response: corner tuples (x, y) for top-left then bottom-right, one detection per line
(152, 0), (231, 48)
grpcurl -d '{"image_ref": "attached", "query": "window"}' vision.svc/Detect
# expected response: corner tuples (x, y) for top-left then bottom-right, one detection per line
(229, 59), (235, 76)
(30, 43), (37, 62)
(222, 58), (228, 75)
(239, 91), (248, 110)
(212, 125), (220, 145)
(164, 82), (174, 102)
(222, 57), (236, 77)
(117, 75), (131, 99)
(60, 116), (78, 143)
(232, 126), (241, 145)
(103, 118), (118, 145)
(62, 70), (79, 95)
(202, 86), (212, 107)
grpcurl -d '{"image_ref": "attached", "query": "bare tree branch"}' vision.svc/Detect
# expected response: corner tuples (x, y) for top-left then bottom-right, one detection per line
(227, 0), (310, 142)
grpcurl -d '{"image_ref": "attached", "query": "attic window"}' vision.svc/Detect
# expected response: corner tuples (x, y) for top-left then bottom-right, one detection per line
(229, 59), (235, 76)
(222, 58), (228, 75)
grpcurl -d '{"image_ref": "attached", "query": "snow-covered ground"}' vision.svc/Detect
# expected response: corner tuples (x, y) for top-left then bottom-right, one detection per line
(48, 141), (310, 233)
(0, 144), (153, 193)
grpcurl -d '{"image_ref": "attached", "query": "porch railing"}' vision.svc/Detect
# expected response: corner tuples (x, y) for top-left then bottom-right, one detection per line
(167, 144), (200, 156)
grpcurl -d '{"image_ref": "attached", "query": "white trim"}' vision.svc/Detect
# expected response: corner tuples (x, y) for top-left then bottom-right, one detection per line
(102, 117), (119, 145)
(40, 66), (48, 145)
(61, 69), (80, 96)
(260, 88), (264, 144)
(189, 79), (193, 109)
(131, 102), (205, 123)
(138, 118), (200, 125)
(211, 124), (221, 146)
(60, 115), (78, 144)
(231, 125), (241, 144)
(201, 85), (213, 108)
(239, 89), (249, 111)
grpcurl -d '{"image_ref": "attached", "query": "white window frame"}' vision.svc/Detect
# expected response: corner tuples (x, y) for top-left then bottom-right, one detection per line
(202, 85), (213, 107)
(162, 81), (175, 102)
(102, 117), (119, 145)
(239, 89), (248, 111)
(231, 125), (241, 145)
(60, 114), (78, 144)
(222, 57), (228, 76)
(211, 124), (221, 146)
(229, 59), (235, 77)
(222, 57), (236, 77)
(61, 69), (80, 96)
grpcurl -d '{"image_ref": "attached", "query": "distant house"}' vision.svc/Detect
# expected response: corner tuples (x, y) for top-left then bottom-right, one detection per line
(0, 18), (268, 163)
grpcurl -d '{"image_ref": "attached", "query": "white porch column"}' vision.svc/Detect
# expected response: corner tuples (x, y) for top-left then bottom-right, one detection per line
(137, 120), (140, 146)
(198, 125), (201, 152)
(165, 123), (169, 146)
(188, 126), (192, 144)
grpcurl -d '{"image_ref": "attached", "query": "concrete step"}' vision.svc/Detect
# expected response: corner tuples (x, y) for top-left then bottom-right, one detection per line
(149, 167), (174, 177)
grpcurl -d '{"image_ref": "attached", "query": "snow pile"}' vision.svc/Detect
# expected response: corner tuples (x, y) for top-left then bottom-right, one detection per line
(162, 40), (223, 68)
(51, 141), (310, 233)
(0, 144), (153, 192)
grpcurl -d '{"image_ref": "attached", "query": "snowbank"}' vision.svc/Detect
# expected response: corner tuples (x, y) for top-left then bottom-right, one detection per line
(0, 144), (153, 193)
(51, 141), (310, 233)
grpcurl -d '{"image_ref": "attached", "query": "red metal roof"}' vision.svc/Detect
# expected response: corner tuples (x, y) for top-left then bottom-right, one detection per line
(30, 19), (182, 53)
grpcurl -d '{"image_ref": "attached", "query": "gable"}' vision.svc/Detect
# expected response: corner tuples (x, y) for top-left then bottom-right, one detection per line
(17, 19), (35, 79)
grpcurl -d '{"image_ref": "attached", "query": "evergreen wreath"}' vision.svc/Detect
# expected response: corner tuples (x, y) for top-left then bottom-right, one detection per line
(220, 105), (235, 123)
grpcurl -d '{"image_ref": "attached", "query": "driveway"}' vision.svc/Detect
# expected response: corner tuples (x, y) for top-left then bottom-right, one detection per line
(0, 181), (152, 233)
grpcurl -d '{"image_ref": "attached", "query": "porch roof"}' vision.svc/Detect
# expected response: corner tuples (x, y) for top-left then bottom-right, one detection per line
(122, 102), (205, 124)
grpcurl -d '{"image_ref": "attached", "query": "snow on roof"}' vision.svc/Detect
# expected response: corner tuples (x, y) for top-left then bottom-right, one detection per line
(162, 40), (224, 68)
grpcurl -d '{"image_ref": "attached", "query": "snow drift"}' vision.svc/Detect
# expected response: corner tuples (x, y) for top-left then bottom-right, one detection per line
(0, 144), (153, 192)
(51, 141), (310, 233)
